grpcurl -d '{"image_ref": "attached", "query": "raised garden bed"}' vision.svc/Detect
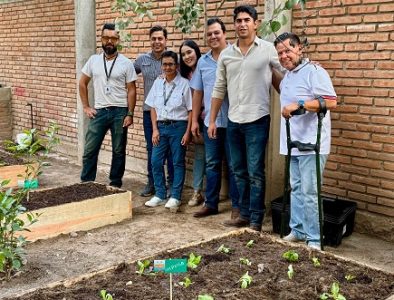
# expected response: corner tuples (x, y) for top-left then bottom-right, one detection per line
(21, 182), (132, 241)
(0, 149), (36, 188)
(8, 230), (394, 300)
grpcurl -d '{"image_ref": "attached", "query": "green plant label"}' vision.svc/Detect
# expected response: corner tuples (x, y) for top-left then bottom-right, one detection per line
(154, 259), (187, 273)
(24, 179), (39, 189)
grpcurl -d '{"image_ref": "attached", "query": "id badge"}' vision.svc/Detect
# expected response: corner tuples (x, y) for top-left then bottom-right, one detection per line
(104, 84), (112, 95)
(162, 108), (169, 119)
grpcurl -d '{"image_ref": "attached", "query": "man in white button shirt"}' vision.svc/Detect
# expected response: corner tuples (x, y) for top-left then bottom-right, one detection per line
(208, 5), (282, 231)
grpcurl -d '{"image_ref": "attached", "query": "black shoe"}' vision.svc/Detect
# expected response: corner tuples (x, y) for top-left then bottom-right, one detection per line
(140, 183), (155, 197)
(223, 217), (250, 228)
(193, 206), (219, 218)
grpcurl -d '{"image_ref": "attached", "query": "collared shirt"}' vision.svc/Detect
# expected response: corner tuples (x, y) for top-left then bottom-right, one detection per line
(190, 48), (230, 128)
(279, 59), (337, 156)
(212, 37), (282, 124)
(82, 53), (137, 109)
(134, 51), (162, 111)
(145, 72), (192, 121)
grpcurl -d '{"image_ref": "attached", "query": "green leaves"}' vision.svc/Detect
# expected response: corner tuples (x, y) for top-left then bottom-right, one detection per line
(217, 244), (231, 254)
(282, 250), (299, 262)
(187, 252), (202, 269)
(246, 240), (255, 248)
(100, 289), (114, 300)
(239, 257), (251, 266)
(239, 271), (252, 288)
(171, 0), (203, 34)
(320, 282), (347, 300)
(287, 264), (294, 279)
(198, 295), (214, 300)
(179, 276), (192, 288)
(312, 257), (321, 267)
(135, 259), (151, 275)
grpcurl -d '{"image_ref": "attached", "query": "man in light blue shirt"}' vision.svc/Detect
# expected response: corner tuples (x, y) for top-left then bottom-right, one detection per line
(190, 18), (239, 219)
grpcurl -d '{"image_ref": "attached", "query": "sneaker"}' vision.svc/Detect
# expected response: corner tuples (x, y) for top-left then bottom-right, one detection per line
(188, 191), (203, 206)
(308, 243), (322, 251)
(165, 197), (181, 208)
(144, 196), (166, 207)
(283, 232), (302, 242)
(140, 183), (155, 197)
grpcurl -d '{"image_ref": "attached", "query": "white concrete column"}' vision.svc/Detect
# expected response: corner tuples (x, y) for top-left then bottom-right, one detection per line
(264, 0), (292, 203)
(75, 0), (96, 164)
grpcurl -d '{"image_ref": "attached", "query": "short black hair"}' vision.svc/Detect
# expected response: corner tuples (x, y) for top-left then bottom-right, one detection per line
(150, 25), (168, 39)
(102, 23), (116, 33)
(207, 17), (226, 33)
(274, 32), (301, 47)
(233, 5), (258, 22)
(161, 50), (178, 64)
(179, 40), (201, 79)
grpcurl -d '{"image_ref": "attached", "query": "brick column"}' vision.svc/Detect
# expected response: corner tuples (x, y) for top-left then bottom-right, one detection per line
(0, 87), (12, 141)
(75, 0), (96, 164)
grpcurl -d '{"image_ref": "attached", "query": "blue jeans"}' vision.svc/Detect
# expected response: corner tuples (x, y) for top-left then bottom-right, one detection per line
(192, 143), (205, 191)
(152, 121), (187, 200)
(203, 126), (239, 210)
(143, 111), (174, 186)
(227, 115), (270, 227)
(290, 154), (328, 245)
(81, 107), (128, 187)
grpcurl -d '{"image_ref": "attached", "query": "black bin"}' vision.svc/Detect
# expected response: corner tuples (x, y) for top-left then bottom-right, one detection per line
(271, 196), (357, 247)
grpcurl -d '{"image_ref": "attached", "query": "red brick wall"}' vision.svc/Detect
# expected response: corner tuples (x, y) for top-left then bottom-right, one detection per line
(0, 0), (393, 219)
(0, 0), (77, 147)
(292, 0), (394, 217)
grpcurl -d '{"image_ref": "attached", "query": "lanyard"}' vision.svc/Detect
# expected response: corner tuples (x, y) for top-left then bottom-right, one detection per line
(103, 53), (118, 82)
(163, 81), (176, 106)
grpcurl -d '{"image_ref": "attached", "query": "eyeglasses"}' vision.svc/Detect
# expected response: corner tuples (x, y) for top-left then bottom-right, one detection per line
(162, 63), (176, 67)
(102, 36), (119, 43)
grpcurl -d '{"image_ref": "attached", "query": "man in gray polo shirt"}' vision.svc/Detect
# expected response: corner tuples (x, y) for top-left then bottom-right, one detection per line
(208, 5), (282, 231)
(134, 25), (173, 197)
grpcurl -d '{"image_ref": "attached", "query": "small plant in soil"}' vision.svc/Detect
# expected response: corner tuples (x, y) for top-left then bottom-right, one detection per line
(239, 271), (252, 288)
(282, 249), (299, 262)
(345, 274), (355, 281)
(100, 289), (114, 300)
(217, 244), (231, 254)
(135, 259), (151, 275)
(312, 257), (321, 267)
(287, 264), (294, 280)
(179, 276), (192, 288)
(246, 239), (254, 248)
(239, 257), (252, 266)
(198, 295), (214, 300)
(320, 282), (346, 300)
(187, 252), (202, 269)
(0, 180), (39, 280)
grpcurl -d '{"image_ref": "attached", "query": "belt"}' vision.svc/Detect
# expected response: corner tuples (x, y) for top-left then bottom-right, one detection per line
(98, 106), (126, 110)
(157, 120), (179, 125)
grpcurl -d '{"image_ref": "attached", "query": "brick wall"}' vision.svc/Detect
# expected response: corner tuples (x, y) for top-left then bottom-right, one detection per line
(292, 0), (394, 218)
(0, 0), (393, 226)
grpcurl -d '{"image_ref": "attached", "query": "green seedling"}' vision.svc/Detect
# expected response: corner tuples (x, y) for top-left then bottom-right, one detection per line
(282, 250), (299, 262)
(100, 289), (114, 300)
(246, 240), (255, 248)
(217, 244), (231, 254)
(239, 258), (252, 266)
(238, 271), (252, 289)
(320, 282), (346, 300)
(179, 276), (192, 288)
(287, 264), (294, 280)
(187, 252), (202, 269)
(198, 295), (214, 300)
(135, 259), (151, 275)
(345, 274), (356, 281)
(312, 257), (321, 267)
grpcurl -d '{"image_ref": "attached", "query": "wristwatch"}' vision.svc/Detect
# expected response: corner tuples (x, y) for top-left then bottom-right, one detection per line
(297, 100), (305, 109)
(127, 111), (134, 117)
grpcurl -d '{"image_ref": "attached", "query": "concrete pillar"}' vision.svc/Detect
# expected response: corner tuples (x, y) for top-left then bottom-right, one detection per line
(264, 0), (292, 204)
(0, 87), (12, 141)
(75, 0), (96, 164)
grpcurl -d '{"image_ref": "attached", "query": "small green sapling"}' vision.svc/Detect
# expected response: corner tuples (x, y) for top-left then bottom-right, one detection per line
(217, 244), (231, 254)
(320, 282), (347, 300)
(239, 271), (252, 288)
(282, 250), (299, 262)
(179, 276), (192, 288)
(135, 259), (151, 275)
(198, 295), (214, 300)
(246, 240), (255, 248)
(187, 252), (202, 269)
(239, 257), (252, 266)
(287, 264), (294, 280)
(312, 257), (321, 267)
(100, 289), (114, 300)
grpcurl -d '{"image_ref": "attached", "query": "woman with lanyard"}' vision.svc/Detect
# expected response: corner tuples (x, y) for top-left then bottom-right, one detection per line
(179, 40), (205, 207)
(144, 50), (192, 209)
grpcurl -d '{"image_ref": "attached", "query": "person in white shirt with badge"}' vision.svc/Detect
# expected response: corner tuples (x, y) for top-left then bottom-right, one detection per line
(144, 51), (192, 209)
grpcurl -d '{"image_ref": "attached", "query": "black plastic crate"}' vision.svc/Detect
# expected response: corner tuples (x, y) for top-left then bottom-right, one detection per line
(271, 196), (357, 247)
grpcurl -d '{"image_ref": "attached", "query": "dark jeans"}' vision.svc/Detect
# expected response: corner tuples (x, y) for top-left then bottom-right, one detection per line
(81, 107), (128, 187)
(203, 126), (239, 210)
(152, 121), (187, 200)
(227, 115), (271, 227)
(143, 111), (174, 186)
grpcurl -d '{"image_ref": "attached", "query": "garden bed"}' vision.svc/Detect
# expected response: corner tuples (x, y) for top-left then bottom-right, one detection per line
(21, 182), (132, 241)
(0, 149), (36, 188)
(8, 230), (394, 300)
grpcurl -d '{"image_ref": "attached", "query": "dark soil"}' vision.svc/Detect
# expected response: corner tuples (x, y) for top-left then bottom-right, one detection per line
(0, 150), (25, 166)
(9, 232), (394, 300)
(23, 182), (126, 210)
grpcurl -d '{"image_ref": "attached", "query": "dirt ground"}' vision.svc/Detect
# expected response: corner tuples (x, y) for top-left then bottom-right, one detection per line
(1, 154), (393, 299)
